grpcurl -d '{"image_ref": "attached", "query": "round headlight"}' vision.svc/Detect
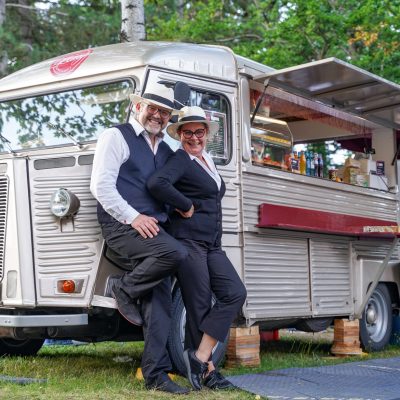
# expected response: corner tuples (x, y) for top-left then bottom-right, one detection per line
(50, 188), (80, 218)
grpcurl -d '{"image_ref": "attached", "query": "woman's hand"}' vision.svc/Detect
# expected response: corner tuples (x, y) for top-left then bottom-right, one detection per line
(175, 204), (194, 218)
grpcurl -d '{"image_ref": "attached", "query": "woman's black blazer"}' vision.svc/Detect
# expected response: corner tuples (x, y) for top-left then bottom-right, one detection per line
(147, 149), (226, 245)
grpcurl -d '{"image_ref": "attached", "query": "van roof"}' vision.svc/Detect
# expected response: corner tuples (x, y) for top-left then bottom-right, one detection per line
(0, 41), (273, 97)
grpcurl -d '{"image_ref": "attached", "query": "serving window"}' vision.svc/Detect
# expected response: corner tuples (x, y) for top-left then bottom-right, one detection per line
(249, 81), (393, 191)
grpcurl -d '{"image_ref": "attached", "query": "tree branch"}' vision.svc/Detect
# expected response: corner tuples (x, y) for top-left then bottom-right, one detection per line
(6, 3), (68, 17)
(215, 33), (264, 43)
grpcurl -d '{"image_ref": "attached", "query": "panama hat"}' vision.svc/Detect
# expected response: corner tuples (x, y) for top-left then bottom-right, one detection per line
(166, 106), (220, 141)
(130, 81), (179, 113)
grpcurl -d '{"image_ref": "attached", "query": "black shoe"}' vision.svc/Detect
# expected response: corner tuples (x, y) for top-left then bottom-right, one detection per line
(147, 377), (190, 394)
(183, 349), (208, 390)
(106, 277), (143, 326)
(204, 370), (235, 390)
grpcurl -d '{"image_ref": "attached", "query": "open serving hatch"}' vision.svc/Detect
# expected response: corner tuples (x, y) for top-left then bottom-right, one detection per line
(255, 57), (400, 130)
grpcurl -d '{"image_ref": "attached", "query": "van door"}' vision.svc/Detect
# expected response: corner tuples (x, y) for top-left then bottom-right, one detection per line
(144, 69), (243, 273)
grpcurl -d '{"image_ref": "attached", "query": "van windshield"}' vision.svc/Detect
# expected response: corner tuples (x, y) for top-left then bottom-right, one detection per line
(0, 80), (133, 152)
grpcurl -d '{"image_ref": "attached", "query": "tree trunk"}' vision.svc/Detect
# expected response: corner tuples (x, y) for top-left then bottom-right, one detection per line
(120, 0), (146, 42)
(16, 0), (34, 50)
(0, 0), (7, 76)
(177, 0), (184, 18)
(0, 0), (5, 25)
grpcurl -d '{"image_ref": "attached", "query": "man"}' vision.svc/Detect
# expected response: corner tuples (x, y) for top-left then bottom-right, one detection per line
(90, 81), (189, 394)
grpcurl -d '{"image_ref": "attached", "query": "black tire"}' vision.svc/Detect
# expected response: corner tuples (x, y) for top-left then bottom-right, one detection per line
(167, 287), (228, 375)
(295, 317), (333, 333)
(360, 283), (392, 351)
(0, 338), (44, 356)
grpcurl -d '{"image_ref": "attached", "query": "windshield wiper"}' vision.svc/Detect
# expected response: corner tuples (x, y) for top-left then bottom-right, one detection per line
(0, 132), (16, 155)
(47, 123), (84, 149)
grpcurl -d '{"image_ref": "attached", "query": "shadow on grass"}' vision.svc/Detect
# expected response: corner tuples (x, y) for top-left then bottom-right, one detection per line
(261, 335), (332, 355)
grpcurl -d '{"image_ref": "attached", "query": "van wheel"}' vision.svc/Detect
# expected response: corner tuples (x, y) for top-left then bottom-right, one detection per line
(167, 287), (228, 375)
(360, 283), (392, 351)
(0, 338), (44, 356)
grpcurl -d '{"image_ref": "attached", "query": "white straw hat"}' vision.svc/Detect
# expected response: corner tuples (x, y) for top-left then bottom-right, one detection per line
(166, 106), (220, 141)
(130, 81), (179, 113)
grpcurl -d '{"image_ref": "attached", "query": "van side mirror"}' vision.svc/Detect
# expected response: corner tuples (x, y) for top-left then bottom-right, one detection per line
(174, 81), (191, 110)
(158, 80), (191, 123)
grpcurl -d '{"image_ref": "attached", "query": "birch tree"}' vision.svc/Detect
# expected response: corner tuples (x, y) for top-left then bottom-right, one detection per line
(120, 0), (146, 42)
(0, 0), (6, 75)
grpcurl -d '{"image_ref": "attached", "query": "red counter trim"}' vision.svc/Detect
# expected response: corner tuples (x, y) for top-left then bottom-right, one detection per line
(258, 203), (397, 237)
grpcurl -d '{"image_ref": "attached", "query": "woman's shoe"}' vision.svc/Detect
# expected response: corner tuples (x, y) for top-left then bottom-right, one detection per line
(183, 349), (208, 390)
(203, 370), (235, 390)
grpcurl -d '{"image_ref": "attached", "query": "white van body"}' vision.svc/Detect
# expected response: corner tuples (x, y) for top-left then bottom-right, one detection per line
(0, 42), (399, 363)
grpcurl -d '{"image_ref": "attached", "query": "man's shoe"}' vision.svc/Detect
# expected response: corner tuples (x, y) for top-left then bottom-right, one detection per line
(106, 277), (143, 326)
(147, 377), (190, 394)
(203, 370), (235, 390)
(183, 349), (208, 390)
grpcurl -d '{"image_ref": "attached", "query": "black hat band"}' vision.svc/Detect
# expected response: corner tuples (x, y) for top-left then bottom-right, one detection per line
(142, 93), (174, 109)
(180, 115), (207, 122)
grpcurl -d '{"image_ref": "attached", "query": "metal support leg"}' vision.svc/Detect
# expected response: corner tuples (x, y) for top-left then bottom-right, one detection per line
(355, 237), (399, 318)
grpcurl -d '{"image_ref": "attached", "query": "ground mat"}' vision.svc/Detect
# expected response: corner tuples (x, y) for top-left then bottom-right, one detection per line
(228, 356), (400, 400)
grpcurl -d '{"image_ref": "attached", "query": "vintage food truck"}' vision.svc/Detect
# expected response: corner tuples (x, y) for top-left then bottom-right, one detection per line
(0, 42), (399, 371)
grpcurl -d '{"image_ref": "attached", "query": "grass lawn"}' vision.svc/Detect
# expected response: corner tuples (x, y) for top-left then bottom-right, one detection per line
(1, 331), (400, 400)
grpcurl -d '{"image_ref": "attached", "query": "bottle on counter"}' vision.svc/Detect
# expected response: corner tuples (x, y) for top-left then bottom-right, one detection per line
(306, 151), (312, 176)
(313, 153), (319, 177)
(310, 153), (315, 176)
(299, 151), (306, 175)
(291, 151), (300, 173)
(318, 153), (324, 178)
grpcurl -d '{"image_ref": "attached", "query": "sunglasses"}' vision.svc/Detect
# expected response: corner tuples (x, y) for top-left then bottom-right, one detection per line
(181, 129), (206, 139)
(143, 102), (172, 119)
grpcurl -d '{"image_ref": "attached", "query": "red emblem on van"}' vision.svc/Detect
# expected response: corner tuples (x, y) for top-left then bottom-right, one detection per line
(50, 49), (93, 76)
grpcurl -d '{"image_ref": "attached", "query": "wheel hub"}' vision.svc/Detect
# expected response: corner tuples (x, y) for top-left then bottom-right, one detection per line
(366, 307), (377, 325)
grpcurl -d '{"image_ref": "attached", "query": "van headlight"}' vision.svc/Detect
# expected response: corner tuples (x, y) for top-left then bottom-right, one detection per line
(50, 188), (80, 217)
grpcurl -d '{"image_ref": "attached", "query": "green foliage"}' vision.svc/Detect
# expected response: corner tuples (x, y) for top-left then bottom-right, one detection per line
(0, 0), (121, 77)
(1, 0), (399, 83)
(144, 0), (400, 83)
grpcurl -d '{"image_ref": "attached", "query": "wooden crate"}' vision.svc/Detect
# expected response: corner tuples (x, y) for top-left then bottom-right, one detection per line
(225, 326), (260, 368)
(331, 319), (362, 356)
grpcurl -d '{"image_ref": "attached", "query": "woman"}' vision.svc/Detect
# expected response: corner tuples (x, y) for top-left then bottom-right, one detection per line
(147, 106), (247, 391)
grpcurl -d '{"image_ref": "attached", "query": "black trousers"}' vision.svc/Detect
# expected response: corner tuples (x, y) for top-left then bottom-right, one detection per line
(101, 221), (188, 384)
(177, 239), (247, 350)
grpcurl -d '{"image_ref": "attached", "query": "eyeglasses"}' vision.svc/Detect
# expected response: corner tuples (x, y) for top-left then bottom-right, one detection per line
(181, 129), (206, 139)
(143, 102), (172, 119)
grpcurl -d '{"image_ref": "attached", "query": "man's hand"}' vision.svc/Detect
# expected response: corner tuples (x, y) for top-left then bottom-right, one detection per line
(131, 214), (159, 238)
(175, 205), (194, 219)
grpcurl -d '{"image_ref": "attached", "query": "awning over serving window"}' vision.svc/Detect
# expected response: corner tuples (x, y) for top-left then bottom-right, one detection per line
(255, 58), (400, 130)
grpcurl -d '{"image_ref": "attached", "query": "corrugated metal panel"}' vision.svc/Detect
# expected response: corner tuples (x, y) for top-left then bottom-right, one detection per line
(0, 176), (8, 282)
(219, 167), (241, 232)
(31, 173), (101, 274)
(242, 170), (397, 229)
(28, 155), (102, 305)
(243, 232), (311, 319)
(310, 239), (353, 315)
(352, 241), (400, 261)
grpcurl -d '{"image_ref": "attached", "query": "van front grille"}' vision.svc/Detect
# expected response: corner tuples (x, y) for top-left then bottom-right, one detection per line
(0, 176), (8, 282)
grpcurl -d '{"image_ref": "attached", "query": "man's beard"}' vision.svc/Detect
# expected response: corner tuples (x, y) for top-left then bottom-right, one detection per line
(143, 117), (163, 135)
